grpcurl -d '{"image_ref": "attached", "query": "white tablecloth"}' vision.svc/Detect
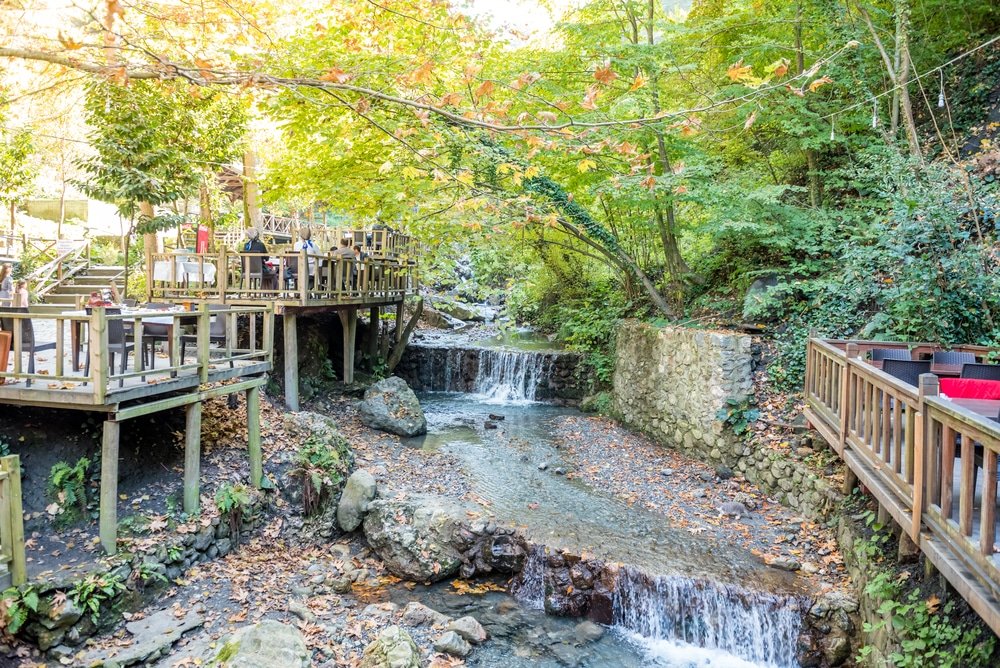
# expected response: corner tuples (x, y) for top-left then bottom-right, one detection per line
(153, 258), (217, 285)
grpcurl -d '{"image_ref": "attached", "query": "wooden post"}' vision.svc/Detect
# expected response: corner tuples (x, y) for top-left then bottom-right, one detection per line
(90, 307), (108, 403)
(283, 312), (299, 411)
(840, 343), (858, 452)
(841, 468), (859, 496)
(247, 385), (262, 488)
(339, 308), (358, 384)
(394, 300), (405, 344)
(911, 373), (938, 540)
(195, 303), (209, 383)
(184, 402), (202, 514)
(99, 419), (120, 555)
(218, 246), (229, 302)
(367, 306), (380, 364)
(0, 455), (26, 585)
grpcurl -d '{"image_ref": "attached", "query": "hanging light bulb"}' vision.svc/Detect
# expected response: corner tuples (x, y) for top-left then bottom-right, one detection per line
(830, 118), (836, 141)
(938, 70), (946, 108)
(871, 100), (879, 128)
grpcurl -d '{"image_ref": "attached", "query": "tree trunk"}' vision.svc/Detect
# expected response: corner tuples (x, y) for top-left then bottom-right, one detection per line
(242, 151), (260, 229)
(386, 297), (423, 372)
(796, 3), (823, 207)
(200, 181), (213, 251)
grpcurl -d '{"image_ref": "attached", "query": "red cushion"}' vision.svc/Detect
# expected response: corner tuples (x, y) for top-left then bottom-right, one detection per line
(939, 378), (1000, 400)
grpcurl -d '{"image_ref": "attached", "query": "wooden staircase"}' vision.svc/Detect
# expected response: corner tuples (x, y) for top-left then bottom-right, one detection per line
(40, 265), (125, 310)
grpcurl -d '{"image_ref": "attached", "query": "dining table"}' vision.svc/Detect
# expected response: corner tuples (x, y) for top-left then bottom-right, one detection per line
(950, 398), (1000, 422)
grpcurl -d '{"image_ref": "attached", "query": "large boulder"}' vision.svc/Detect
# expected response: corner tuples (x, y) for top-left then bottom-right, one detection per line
(432, 298), (485, 323)
(338, 469), (377, 532)
(363, 495), (466, 582)
(358, 377), (427, 437)
(221, 620), (310, 668)
(360, 625), (420, 668)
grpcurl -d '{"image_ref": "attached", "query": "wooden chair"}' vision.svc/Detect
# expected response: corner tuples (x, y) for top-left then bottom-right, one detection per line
(84, 308), (135, 387)
(871, 348), (911, 362)
(959, 363), (1000, 381)
(0, 307), (57, 387)
(242, 254), (263, 292)
(882, 359), (931, 387)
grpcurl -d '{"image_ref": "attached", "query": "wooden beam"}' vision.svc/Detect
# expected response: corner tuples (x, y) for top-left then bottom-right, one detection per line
(283, 312), (299, 410)
(247, 385), (262, 488)
(339, 308), (358, 384)
(184, 402), (202, 514)
(110, 376), (265, 420)
(99, 419), (120, 555)
(0, 455), (26, 585)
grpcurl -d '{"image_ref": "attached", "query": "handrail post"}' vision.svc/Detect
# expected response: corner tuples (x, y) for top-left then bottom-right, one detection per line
(839, 343), (858, 451)
(911, 373), (938, 540)
(298, 250), (307, 305)
(197, 303), (210, 384)
(218, 247), (228, 303)
(0, 455), (26, 585)
(91, 307), (108, 403)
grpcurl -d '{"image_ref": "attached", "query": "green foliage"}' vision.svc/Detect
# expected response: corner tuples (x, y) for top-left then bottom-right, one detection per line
(0, 125), (36, 216)
(136, 563), (168, 586)
(47, 457), (91, 524)
(214, 482), (253, 515)
(294, 433), (352, 515)
(715, 397), (761, 436)
(0, 585), (39, 635)
(70, 573), (126, 623)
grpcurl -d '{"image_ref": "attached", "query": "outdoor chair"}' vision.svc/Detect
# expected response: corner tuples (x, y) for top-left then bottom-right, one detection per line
(959, 363), (1000, 381)
(932, 351), (977, 366)
(83, 308), (135, 388)
(870, 348), (911, 362)
(179, 305), (231, 366)
(882, 359), (931, 387)
(0, 307), (57, 386)
(136, 303), (174, 370)
(242, 254), (264, 293)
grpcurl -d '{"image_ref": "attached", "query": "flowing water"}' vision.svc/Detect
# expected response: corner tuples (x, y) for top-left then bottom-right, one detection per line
(404, 341), (809, 667)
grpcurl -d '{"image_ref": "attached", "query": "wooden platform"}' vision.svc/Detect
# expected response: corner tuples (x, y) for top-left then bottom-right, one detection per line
(805, 338), (1000, 636)
(0, 306), (273, 556)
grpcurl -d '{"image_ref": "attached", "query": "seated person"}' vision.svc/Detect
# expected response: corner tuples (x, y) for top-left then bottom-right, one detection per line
(12, 280), (29, 308)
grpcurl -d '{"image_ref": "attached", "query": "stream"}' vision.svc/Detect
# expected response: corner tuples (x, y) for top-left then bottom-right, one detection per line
(399, 337), (809, 667)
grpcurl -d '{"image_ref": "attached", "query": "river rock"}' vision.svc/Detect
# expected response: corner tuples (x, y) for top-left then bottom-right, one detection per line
(338, 470), (377, 531)
(36, 597), (83, 630)
(432, 298), (485, 322)
(81, 606), (205, 666)
(447, 616), (487, 644)
(358, 377), (427, 437)
(223, 620), (310, 668)
(719, 501), (750, 518)
(400, 601), (450, 627)
(574, 620), (605, 643)
(361, 625), (420, 668)
(434, 631), (472, 657)
(363, 494), (466, 582)
(769, 556), (801, 572)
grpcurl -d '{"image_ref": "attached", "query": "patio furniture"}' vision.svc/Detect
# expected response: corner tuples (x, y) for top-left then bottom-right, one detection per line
(882, 359), (931, 386)
(870, 348), (911, 362)
(83, 308), (135, 387)
(179, 305), (231, 365)
(960, 363), (1000, 381)
(0, 307), (57, 386)
(933, 351), (977, 366)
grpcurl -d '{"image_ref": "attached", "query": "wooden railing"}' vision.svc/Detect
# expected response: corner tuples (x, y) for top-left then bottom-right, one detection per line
(147, 248), (417, 305)
(0, 306), (272, 404)
(0, 455), (26, 588)
(29, 239), (91, 299)
(805, 338), (1000, 634)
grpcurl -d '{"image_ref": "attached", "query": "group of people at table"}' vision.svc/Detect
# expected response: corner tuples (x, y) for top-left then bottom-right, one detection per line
(242, 227), (369, 290)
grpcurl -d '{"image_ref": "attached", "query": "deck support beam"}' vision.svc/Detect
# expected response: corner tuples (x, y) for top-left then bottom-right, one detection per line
(339, 308), (358, 384)
(394, 300), (404, 344)
(367, 306), (380, 365)
(99, 419), (120, 555)
(283, 312), (299, 411)
(183, 401), (202, 515)
(247, 385), (262, 488)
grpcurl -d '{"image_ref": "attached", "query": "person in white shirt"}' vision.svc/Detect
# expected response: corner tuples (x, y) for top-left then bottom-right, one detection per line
(292, 227), (321, 288)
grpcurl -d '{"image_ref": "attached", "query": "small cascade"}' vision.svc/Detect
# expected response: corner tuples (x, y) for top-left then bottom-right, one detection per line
(613, 567), (804, 667)
(473, 349), (552, 403)
(510, 545), (546, 609)
(400, 344), (569, 404)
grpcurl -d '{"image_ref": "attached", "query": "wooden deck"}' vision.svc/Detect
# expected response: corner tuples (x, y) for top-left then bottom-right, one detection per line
(0, 306), (273, 555)
(804, 338), (1000, 635)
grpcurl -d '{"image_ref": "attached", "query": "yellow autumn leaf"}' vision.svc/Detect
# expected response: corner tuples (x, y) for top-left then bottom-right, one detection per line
(808, 75), (834, 92)
(378, 161), (394, 175)
(401, 166), (423, 179)
(456, 171), (475, 186)
(577, 159), (597, 173)
(727, 59), (754, 82)
(524, 166), (540, 179)
(629, 71), (648, 91)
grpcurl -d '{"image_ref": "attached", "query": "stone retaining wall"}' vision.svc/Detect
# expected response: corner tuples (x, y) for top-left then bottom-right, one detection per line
(612, 320), (840, 520)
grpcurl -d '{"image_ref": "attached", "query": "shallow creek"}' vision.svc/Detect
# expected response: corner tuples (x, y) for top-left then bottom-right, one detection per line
(402, 386), (809, 667)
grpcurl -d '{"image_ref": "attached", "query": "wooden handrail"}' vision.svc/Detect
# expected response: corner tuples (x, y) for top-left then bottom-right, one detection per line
(805, 337), (1000, 634)
(0, 455), (26, 587)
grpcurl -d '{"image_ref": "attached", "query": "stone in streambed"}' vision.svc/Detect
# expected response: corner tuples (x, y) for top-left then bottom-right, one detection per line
(358, 377), (427, 437)
(362, 495), (466, 582)
(719, 501), (750, 518)
(434, 631), (472, 657)
(338, 470), (378, 532)
(484, 421), (498, 430)
(447, 616), (488, 644)
(488, 413), (505, 421)
(401, 601), (450, 627)
(360, 626), (420, 668)
(574, 620), (605, 643)
(769, 556), (801, 572)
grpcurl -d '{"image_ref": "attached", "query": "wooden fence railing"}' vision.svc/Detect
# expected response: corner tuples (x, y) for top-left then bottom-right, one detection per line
(805, 338), (1000, 634)
(0, 455), (26, 588)
(0, 306), (272, 404)
(29, 239), (91, 299)
(147, 249), (417, 305)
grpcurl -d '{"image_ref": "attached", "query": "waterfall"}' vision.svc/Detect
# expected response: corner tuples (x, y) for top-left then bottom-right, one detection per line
(510, 545), (546, 609)
(613, 567), (803, 667)
(473, 349), (552, 403)
(403, 345), (558, 403)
